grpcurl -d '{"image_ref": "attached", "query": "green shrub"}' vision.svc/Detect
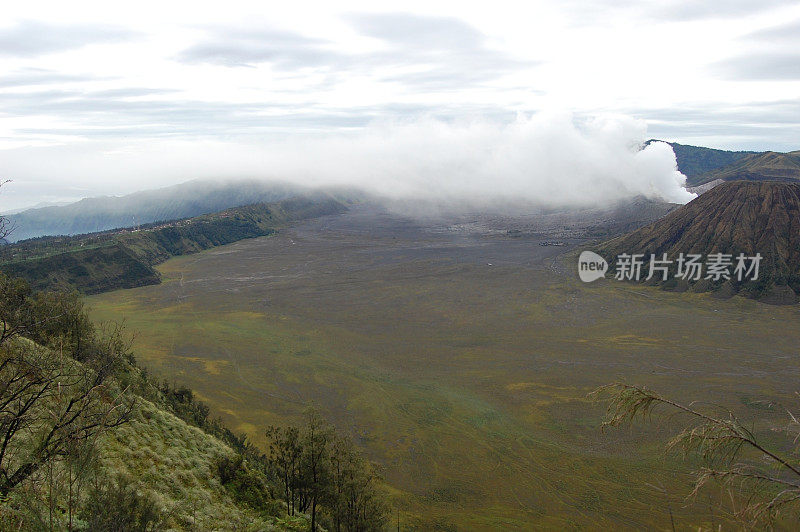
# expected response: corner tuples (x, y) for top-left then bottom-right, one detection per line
(80, 476), (161, 531)
(215, 455), (277, 516)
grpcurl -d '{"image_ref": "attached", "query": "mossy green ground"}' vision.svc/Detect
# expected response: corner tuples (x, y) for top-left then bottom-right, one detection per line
(88, 211), (800, 530)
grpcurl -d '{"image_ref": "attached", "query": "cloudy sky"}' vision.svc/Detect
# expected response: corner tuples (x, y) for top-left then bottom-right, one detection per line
(1, 0), (799, 210)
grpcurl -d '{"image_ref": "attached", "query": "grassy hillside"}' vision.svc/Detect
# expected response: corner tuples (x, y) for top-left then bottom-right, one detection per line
(0, 336), (315, 531)
(0, 197), (347, 294)
(102, 398), (274, 530)
(99, 396), (315, 530)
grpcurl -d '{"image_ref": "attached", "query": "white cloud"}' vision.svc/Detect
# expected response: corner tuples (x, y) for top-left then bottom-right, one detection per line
(264, 113), (695, 206)
(0, 0), (798, 210)
(0, 113), (694, 211)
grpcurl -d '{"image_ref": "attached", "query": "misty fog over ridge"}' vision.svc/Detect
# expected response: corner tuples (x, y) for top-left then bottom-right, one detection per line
(259, 113), (696, 207)
(2, 113), (695, 217)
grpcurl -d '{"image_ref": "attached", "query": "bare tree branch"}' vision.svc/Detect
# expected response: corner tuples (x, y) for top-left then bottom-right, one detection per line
(0, 179), (15, 242)
(595, 382), (800, 526)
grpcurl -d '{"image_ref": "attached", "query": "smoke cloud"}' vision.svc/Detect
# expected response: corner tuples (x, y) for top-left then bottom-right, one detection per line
(267, 112), (696, 207)
(1, 113), (695, 212)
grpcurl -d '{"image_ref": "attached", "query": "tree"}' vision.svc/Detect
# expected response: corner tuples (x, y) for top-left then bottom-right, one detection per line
(598, 382), (800, 527)
(0, 274), (96, 365)
(26, 289), (95, 363)
(301, 409), (333, 532)
(0, 339), (132, 498)
(10, 385), (106, 531)
(329, 435), (387, 532)
(266, 424), (302, 516)
(0, 274), (32, 346)
(329, 436), (352, 532)
(0, 180), (14, 243)
(266, 410), (389, 531)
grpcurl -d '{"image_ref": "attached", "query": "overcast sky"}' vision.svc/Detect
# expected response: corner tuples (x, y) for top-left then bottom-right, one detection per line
(1, 0), (799, 210)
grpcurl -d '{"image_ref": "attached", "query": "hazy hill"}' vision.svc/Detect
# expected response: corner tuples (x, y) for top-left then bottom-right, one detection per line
(693, 151), (800, 185)
(5, 179), (311, 242)
(649, 140), (800, 187)
(598, 181), (800, 304)
(648, 140), (757, 184)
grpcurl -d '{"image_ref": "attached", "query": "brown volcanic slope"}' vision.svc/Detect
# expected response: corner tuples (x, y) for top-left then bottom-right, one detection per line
(696, 151), (800, 185)
(598, 181), (800, 303)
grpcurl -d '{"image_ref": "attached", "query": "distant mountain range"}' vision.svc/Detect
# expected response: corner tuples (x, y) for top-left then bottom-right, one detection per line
(3, 200), (73, 215)
(598, 181), (800, 304)
(652, 140), (800, 187)
(4, 141), (800, 243)
(4, 179), (317, 242)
